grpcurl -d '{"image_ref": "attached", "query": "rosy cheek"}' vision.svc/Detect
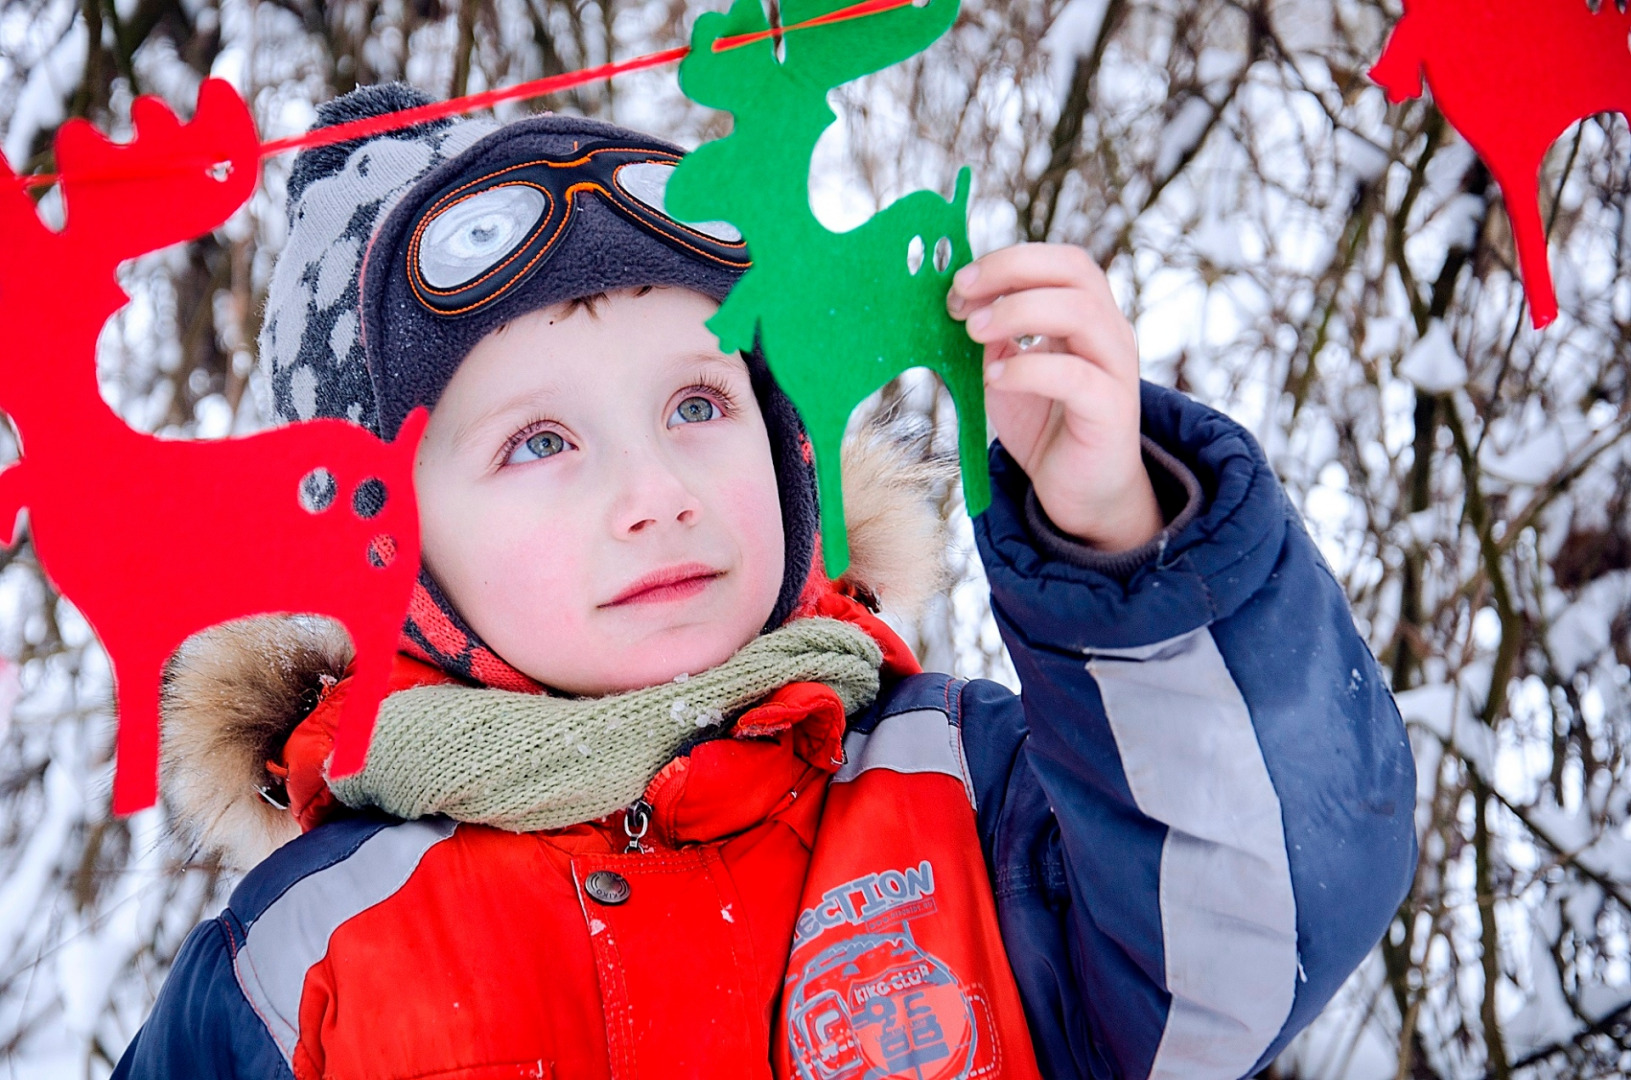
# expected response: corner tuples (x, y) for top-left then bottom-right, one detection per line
(723, 475), (786, 596)
(486, 534), (570, 604)
(450, 504), (580, 634)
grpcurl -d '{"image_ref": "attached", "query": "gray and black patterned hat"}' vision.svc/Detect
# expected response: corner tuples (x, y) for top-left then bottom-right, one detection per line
(258, 84), (499, 431)
(257, 85), (820, 685)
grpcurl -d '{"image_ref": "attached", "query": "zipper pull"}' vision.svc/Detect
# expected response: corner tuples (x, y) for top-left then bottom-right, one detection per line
(623, 798), (652, 854)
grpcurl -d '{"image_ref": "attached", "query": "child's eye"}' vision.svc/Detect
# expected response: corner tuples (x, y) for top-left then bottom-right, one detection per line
(669, 395), (719, 426)
(505, 428), (571, 465)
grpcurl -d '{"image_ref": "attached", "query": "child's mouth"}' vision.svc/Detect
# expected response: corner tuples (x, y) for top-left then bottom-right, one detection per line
(602, 563), (725, 607)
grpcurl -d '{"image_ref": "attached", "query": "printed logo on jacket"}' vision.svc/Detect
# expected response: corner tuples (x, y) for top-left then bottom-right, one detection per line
(785, 860), (999, 1080)
(776, 747), (1042, 1080)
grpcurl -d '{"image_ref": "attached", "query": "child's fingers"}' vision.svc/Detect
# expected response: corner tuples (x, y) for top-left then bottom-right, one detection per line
(985, 348), (1126, 427)
(949, 243), (1107, 311)
(964, 288), (1137, 383)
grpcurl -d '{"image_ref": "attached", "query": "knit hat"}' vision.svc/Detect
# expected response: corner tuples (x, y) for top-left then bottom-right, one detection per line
(258, 85), (819, 690)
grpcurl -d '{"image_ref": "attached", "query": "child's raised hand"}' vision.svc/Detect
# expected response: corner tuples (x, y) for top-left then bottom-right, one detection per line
(948, 243), (1163, 553)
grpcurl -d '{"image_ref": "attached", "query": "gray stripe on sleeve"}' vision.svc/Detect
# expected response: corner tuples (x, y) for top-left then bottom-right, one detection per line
(232, 818), (458, 1063)
(1086, 628), (1297, 1079)
(835, 708), (976, 808)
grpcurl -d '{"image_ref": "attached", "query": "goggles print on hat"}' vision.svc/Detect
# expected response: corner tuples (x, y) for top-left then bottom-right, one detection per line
(406, 139), (750, 317)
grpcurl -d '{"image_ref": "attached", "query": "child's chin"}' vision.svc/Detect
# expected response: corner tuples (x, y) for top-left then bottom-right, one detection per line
(504, 620), (754, 696)
(598, 630), (752, 694)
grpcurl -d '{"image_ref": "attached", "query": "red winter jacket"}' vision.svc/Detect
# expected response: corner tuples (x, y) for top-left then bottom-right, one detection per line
(183, 590), (1042, 1080)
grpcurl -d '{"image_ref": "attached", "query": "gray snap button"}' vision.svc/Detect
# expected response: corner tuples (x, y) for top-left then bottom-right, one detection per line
(585, 870), (630, 906)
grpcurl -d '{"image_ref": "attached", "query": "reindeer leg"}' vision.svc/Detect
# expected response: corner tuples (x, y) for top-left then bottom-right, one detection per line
(1491, 158), (1557, 328)
(109, 644), (166, 816)
(811, 424), (851, 580)
(0, 461), (29, 547)
(327, 617), (396, 780)
(934, 354), (992, 519)
(950, 377), (992, 518)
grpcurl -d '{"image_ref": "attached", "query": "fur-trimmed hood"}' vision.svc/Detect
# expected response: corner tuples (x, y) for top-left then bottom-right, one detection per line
(160, 430), (955, 870)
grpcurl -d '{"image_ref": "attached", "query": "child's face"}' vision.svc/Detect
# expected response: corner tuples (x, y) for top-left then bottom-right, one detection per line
(414, 287), (786, 696)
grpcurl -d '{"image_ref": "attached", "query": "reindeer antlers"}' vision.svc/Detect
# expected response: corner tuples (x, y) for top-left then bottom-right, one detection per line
(51, 79), (259, 262)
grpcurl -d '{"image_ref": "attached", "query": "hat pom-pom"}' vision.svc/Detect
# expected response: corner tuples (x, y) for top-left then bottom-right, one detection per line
(286, 83), (441, 205)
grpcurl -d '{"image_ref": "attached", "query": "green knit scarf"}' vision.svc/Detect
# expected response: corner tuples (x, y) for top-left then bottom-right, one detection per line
(327, 617), (884, 832)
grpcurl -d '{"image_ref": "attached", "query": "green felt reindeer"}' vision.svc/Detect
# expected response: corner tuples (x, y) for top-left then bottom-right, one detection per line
(667, 0), (987, 578)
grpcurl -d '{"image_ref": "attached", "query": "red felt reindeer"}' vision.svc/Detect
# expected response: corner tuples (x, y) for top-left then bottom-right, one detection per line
(1371, 0), (1631, 328)
(0, 79), (426, 814)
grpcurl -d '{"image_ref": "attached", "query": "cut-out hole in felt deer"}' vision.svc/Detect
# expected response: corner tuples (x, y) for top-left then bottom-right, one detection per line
(1371, 0), (1631, 329)
(0, 79), (426, 815)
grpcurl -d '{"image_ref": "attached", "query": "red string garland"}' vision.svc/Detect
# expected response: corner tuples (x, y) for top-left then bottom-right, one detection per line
(256, 47), (691, 159)
(15, 0), (921, 191)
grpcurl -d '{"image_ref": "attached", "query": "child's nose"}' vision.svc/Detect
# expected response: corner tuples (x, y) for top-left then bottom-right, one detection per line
(624, 504), (697, 534)
(609, 449), (700, 536)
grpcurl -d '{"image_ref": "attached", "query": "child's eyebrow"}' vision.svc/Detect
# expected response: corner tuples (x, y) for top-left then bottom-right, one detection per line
(448, 385), (562, 456)
(666, 351), (750, 378)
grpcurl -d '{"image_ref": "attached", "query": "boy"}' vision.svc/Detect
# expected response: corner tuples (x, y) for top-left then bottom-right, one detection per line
(116, 85), (1416, 1080)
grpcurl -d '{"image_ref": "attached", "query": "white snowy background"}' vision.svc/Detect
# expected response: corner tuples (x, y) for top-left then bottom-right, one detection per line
(1, 0), (1629, 1076)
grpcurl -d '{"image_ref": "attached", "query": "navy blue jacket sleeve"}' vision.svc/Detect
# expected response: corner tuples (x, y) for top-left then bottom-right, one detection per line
(967, 380), (1417, 1080)
(111, 917), (293, 1080)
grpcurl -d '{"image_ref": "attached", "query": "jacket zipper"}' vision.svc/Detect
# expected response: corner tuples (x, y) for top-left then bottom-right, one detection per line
(623, 798), (652, 853)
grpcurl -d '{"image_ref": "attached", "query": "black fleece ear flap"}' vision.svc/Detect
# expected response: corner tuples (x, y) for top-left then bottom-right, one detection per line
(746, 343), (819, 631)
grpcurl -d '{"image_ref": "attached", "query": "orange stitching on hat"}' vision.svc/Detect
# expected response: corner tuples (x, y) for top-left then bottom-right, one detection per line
(408, 202), (574, 315)
(608, 160), (750, 255)
(406, 181), (556, 297)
